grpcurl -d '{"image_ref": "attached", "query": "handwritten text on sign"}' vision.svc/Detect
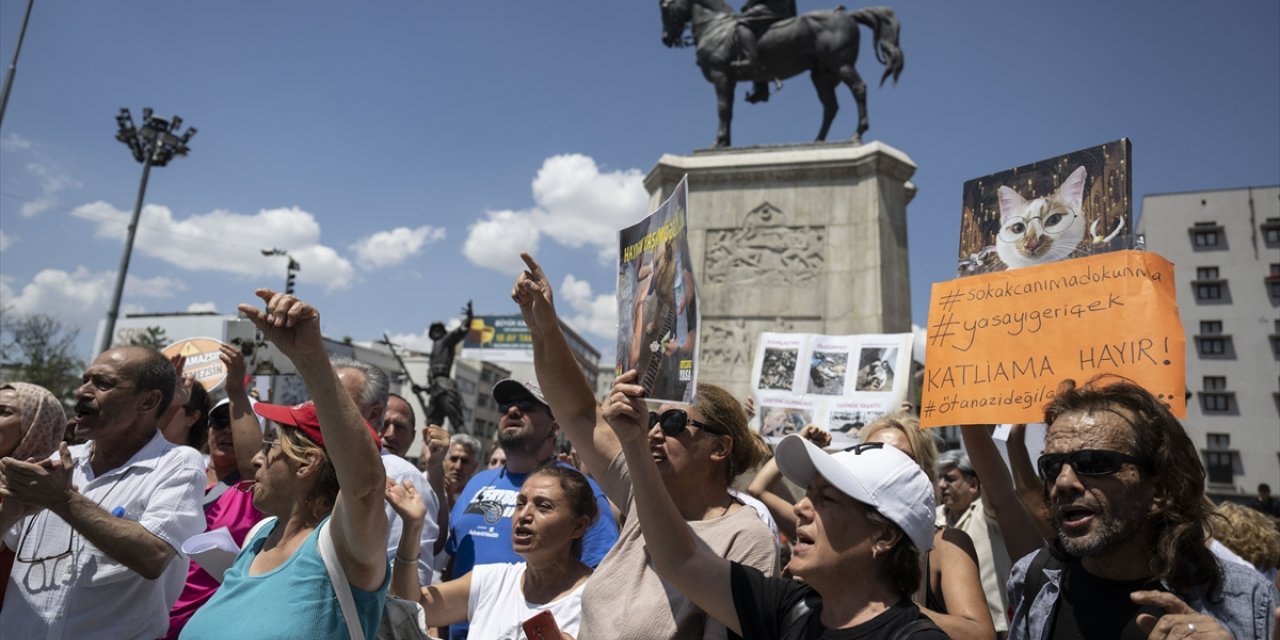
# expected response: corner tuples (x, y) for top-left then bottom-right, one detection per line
(920, 250), (1185, 427)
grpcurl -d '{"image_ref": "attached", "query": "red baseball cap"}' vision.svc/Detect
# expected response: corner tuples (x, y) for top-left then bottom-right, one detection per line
(252, 400), (381, 449)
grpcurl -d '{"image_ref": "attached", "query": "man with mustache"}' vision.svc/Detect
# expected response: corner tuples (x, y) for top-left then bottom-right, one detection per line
(1006, 378), (1275, 640)
(0, 346), (206, 639)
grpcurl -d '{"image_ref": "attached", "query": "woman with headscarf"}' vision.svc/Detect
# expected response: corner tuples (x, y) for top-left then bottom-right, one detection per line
(0, 381), (68, 605)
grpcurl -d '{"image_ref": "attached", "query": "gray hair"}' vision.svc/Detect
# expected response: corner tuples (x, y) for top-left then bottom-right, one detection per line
(330, 356), (390, 427)
(936, 449), (976, 480)
(450, 433), (484, 459)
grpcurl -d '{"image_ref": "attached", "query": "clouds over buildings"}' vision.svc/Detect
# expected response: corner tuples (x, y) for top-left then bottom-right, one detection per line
(463, 154), (648, 275)
(0, 267), (185, 328)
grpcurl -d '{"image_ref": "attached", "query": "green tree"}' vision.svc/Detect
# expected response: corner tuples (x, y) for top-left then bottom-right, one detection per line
(0, 311), (85, 403)
(126, 325), (169, 350)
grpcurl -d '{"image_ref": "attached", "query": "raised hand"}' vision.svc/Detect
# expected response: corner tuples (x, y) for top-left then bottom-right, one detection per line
(220, 343), (248, 393)
(169, 354), (194, 411)
(423, 425), (450, 471)
(601, 370), (649, 443)
(237, 289), (323, 359)
(799, 424), (832, 448)
(385, 477), (427, 525)
(511, 252), (556, 331)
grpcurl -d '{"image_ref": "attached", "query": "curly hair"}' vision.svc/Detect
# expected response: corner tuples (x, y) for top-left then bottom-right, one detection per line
(1043, 375), (1219, 596)
(692, 383), (769, 483)
(860, 412), (941, 486)
(1213, 502), (1280, 572)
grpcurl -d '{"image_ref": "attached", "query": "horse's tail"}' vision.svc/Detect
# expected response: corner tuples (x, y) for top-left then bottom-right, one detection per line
(850, 6), (904, 86)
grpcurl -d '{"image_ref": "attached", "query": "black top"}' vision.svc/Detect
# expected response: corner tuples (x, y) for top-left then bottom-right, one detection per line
(729, 562), (949, 640)
(1050, 560), (1165, 640)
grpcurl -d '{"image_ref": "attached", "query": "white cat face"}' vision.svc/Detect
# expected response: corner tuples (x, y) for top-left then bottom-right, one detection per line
(995, 166), (1088, 269)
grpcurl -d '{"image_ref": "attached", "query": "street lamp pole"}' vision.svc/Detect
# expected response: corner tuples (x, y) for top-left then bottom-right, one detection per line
(261, 248), (301, 295)
(0, 0), (36, 130)
(96, 107), (195, 354)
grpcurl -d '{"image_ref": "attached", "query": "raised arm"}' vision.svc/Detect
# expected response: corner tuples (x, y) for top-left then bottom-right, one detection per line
(512, 253), (620, 480)
(421, 425), (452, 555)
(959, 425), (1043, 562)
(921, 527), (997, 640)
(386, 478), (427, 601)
(601, 370), (742, 636)
(220, 343), (261, 480)
(239, 289), (388, 591)
(1006, 424), (1055, 542)
(746, 425), (829, 539)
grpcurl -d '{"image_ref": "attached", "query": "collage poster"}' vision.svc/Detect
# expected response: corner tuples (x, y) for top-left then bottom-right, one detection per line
(616, 176), (699, 404)
(957, 139), (1132, 277)
(751, 331), (914, 448)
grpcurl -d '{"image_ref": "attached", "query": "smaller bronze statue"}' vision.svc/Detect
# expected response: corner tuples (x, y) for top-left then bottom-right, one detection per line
(659, 0), (904, 148)
(425, 301), (473, 433)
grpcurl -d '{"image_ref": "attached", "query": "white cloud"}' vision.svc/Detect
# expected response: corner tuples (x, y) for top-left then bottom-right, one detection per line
(0, 133), (31, 151)
(463, 154), (647, 273)
(187, 301), (219, 313)
(350, 225), (446, 270)
(18, 162), (82, 218)
(0, 267), (185, 329)
(71, 201), (357, 290)
(462, 209), (542, 275)
(0, 229), (12, 251)
(558, 274), (617, 339)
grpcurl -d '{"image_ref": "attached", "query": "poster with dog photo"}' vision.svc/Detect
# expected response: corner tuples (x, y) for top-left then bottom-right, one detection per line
(616, 175), (698, 404)
(750, 332), (913, 443)
(956, 139), (1132, 276)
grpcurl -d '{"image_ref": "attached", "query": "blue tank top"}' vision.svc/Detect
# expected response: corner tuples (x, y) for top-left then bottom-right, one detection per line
(179, 516), (389, 639)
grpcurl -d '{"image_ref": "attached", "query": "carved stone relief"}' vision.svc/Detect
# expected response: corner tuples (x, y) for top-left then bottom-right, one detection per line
(704, 202), (825, 286)
(700, 317), (799, 370)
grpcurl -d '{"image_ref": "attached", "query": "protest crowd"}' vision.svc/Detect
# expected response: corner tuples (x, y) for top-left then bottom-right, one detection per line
(1, 242), (1278, 640)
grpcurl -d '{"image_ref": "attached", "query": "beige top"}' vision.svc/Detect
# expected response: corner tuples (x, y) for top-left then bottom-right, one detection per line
(938, 497), (1011, 632)
(578, 453), (779, 639)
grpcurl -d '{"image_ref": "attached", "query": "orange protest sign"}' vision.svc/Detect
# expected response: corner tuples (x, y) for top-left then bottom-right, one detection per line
(920, 250), (1185, 427)
(162, 337), (229, 392)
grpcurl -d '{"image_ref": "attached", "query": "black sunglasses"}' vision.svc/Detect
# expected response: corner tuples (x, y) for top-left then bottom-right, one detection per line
(1037, 449), (1145, 483)
(499, 399), (544, 414)
(649, 409), (728, 437)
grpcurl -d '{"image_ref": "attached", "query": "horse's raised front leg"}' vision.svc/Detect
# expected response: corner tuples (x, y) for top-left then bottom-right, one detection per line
(810, 69), (839, 142)
(709, 71), (735, 147)
(836, 65), (868, 144)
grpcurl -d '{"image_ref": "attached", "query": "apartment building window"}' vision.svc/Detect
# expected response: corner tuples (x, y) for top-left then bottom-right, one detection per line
(1204, 433), (1234, 485)
(1200, 376), (1232, 413)
(1268, 263), (1280, 300)
(1199, 320), (1222, 335)
(1192, 266), (1224, 301)
(1263, 217), (1280, 247)
(1196, 266), (1219, 280)
(1270, 319), (1280, 358)
(1190, 222), (1223, 248)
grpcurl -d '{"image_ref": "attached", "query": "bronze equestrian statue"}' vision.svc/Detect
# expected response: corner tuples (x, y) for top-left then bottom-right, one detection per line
(659, 0), (904, 148)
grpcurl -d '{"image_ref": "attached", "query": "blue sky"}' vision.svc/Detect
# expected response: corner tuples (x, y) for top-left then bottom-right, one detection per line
(1, 1), (1277, 361)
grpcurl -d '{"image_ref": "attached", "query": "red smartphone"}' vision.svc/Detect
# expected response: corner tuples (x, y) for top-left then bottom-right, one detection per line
(522, 610), (562, 640)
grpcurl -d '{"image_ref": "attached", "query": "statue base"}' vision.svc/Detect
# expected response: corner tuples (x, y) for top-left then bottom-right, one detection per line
(644, 140), (917, 401)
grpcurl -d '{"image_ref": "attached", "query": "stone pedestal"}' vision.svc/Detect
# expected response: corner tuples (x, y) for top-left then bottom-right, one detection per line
(644, 141), (917, 401)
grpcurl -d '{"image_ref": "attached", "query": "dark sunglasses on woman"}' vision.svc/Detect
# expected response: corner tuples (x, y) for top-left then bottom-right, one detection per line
(1036, 449), (1146, 483)
(649, 409), (728, 437)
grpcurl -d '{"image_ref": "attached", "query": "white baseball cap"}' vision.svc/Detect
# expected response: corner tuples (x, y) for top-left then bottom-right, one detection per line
(775, 435), (936, 551)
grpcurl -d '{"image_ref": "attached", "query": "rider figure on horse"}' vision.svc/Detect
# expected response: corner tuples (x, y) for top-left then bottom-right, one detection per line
(732, 0), (796, 103)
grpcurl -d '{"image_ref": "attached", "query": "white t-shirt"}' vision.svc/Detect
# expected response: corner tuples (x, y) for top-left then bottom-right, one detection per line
(383, 451), (440, 585)
(467, 562), (586, 640)
(1, 431), (206, 640)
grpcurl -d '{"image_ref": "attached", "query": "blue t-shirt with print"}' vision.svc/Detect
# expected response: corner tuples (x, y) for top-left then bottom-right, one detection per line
(445, 463), (618, 640)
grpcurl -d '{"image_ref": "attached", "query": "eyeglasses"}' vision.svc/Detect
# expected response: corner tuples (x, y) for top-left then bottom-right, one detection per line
(499, 399), (543, 415)
(649, 409), (728, 437)
(842, 441), (886, 454)
(997, 211), (1079, 243)
(15, 512), (73, 565)
(1037, 449), (1145, 483)
(259, 436), (281, 457)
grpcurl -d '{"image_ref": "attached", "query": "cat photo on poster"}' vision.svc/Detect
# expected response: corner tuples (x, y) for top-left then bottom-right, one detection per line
(957, 139), (1132, 276)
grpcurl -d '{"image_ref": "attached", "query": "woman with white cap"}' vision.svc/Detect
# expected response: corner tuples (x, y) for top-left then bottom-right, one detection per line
(602, 375), (949, 639)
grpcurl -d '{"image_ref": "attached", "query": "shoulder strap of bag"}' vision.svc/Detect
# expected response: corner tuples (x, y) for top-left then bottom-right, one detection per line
(887, 617), (944, 640)
(203, 479), (232, 507)
(1022, 546), (1060, 605)
(318, 519), (366, 640)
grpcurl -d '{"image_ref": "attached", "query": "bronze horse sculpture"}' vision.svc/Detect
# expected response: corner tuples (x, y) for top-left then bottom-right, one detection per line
(659, 0), (904, 147)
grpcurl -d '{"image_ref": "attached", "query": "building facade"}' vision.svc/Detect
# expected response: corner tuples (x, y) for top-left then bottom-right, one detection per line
(1136, 185), (1280, 498)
